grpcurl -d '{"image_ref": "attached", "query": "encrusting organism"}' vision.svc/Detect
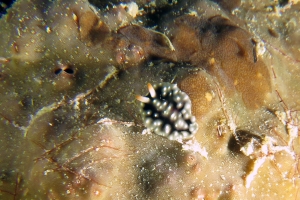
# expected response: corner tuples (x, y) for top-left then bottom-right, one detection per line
(136, 82), (198, 140)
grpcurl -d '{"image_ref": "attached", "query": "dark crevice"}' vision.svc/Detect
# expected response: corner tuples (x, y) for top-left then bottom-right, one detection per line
(0, 0), (15, 18)
(54, 68), (62, 75)
(278, 0), (289, 7)
(64, 68), (74, 75)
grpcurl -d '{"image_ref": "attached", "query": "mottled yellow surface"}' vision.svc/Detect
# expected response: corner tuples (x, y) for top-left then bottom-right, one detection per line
(0, 0), (299, 199)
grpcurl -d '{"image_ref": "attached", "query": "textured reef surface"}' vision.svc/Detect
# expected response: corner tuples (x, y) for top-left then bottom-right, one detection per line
(0, 0), (300, 199)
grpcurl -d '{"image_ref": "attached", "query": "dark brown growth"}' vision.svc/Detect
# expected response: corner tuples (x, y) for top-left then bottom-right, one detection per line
(118, 25), (177, 62)
(228, 130), (262, 154)
(167, 15), (272, 109)
(178, 71), (216, 117)
(75, 10), (110, 45)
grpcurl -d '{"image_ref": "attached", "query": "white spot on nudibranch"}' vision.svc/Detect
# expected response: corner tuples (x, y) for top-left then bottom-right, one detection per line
(147, 83), (156, 98)
(136, 95), (150, 103)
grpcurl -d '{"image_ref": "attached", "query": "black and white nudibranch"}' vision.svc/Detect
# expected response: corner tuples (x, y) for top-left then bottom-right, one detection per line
(136, 82), (198, 140)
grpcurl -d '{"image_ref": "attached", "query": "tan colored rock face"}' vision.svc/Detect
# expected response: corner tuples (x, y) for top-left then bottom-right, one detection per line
(0, 0), (299, 199)
(168, 15), (271, 109)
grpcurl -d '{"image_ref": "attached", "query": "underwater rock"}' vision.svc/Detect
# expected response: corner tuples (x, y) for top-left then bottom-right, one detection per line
(178, 70), (217, 118)
(211, 0), (241, 12)
(117, 25), (176, 65)
(0, 0), (300, 199)
(76, 9), (110, 46)
(167, 14), (272, 109)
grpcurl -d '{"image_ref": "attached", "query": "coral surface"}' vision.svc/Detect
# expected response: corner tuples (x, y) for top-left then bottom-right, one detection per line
(0, 0), (300, 199)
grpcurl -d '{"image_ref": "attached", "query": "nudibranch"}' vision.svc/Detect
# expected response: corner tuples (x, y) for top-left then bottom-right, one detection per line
(136, 82), (198, 140)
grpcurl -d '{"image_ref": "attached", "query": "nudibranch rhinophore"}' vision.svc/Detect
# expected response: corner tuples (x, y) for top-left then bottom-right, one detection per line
(136, 82), (198, 140)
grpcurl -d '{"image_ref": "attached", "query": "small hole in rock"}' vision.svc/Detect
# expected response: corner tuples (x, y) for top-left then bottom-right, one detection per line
(228, 130), (262, 154)
(168, 0), (173, 4)
(279, 0), (289, 7)
(54, 68), (62, 75)
(228, 135), (241, 154)
(64, 68), (74, 74)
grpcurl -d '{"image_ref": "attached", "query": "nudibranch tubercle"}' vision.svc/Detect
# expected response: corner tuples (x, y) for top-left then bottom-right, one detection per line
(136, 82), (198, 140)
